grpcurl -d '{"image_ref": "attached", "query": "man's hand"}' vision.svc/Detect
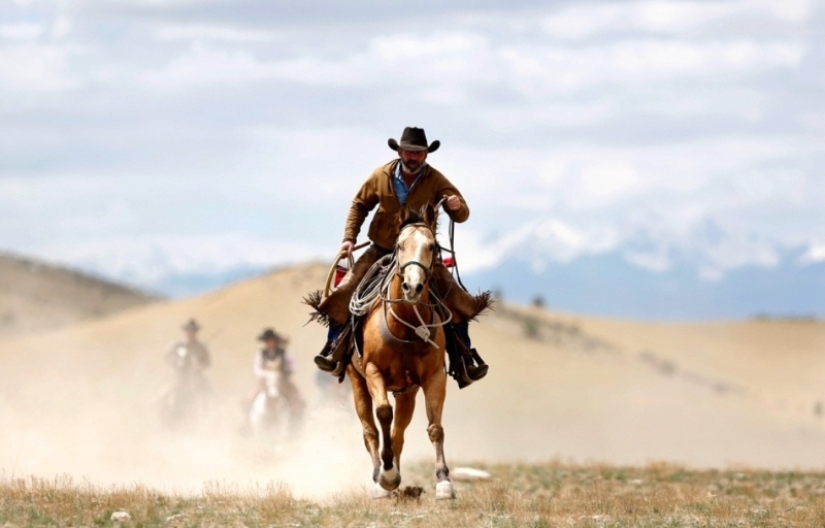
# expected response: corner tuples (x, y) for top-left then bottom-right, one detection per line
(340, 240), (355, 257)
(442, 195), (462, 212)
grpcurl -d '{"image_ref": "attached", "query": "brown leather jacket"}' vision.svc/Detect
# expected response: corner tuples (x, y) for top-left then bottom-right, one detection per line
(343, 160), (470, 249)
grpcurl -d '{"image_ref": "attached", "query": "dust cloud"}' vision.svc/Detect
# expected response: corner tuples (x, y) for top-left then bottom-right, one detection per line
(3, 264), (825, 496)
(0, 338), (370, 498)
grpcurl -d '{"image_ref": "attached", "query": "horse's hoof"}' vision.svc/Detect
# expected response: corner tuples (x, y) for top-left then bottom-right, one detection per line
(372, 482), (392, 499)
(435, 480), (456, 500)
(379, 465), (401, 491)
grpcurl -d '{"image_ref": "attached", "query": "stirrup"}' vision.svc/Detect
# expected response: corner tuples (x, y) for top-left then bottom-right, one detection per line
(455, 348), (488, 388)
(314, 341), (337, 373)
(466, 348), (488, 380)
(466, 363), (488, 381)
(314, 355), (338, 372)
(332, 361), (347, 378)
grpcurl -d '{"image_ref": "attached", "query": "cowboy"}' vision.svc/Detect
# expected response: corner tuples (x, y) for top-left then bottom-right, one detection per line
(164, 318), (211, 392)
(311, 127), (489, 387)
(245, 328), (305, 415)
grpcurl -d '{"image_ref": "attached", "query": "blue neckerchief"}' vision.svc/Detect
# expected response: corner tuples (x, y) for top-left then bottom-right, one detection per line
(393, 161), (423, 205)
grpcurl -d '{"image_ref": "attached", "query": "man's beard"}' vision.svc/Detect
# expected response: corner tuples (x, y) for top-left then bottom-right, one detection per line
(400, 159), (427, 175)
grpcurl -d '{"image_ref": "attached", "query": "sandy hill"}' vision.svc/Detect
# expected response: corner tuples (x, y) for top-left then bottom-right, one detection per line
(0, 263), (823, 494)
(0, 252), (157, 340)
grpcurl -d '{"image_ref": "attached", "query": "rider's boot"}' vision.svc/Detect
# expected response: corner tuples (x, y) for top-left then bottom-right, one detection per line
(456, 320), (488, 383)
(314, 323), (349, 377)
(314, 324), (342, 372)
(446, 321), (488, 388)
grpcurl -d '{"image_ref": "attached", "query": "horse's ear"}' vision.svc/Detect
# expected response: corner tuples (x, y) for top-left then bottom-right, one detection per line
(420, 203), (437, 228)
(399, 206), (412, 225)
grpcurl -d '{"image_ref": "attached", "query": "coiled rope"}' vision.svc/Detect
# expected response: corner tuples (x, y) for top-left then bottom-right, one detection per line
(349, 254), (395, 317)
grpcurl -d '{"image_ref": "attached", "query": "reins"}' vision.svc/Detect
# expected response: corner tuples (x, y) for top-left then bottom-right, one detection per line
(349, 196), (470, 351)
(349, 222), (452, 350)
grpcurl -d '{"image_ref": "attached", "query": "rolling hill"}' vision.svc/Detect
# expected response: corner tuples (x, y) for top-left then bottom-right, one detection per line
(0, 252), (158, 340)
(0, 262), (823, 495)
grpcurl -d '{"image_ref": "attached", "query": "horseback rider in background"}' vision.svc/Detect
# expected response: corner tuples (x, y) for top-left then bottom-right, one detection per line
(164, 318), (212, 394)
(245, 328), (305, 416)
(309, 127), (490, 388)
(157, 318), (213, 426)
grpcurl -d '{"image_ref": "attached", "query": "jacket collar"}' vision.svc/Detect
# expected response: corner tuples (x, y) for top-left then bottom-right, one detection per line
(386, 159), (430, 180)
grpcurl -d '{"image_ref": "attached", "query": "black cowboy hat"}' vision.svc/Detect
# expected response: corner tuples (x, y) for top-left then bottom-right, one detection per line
(258, 328), (288, 343)
(388, 127), (440, 153)
(181, 318), (200, 332)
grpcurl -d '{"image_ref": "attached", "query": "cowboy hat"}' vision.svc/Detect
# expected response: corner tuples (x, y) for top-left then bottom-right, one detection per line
(258, 328), (288, 343)
(181, 318), (200, 332)
(388, 127), (440, 153)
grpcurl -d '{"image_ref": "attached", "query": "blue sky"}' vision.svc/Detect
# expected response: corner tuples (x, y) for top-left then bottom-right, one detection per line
(1, 0), (823, 294)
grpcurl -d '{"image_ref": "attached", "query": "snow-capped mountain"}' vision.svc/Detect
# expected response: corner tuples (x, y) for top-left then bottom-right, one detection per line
(21, 221), (823, 319)
(463, 247), (824, 320)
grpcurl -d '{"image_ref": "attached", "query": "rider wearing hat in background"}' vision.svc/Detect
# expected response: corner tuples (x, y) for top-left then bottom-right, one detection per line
(311, 127), (490, 388)
(244, 328), (305, 414)
(165, 318), (211, 391)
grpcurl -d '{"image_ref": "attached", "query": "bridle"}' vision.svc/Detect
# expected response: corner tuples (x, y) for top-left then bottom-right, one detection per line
(348, 199), (464, 354)
(394, 222), (436, 283)
(381, 221), (452, 349)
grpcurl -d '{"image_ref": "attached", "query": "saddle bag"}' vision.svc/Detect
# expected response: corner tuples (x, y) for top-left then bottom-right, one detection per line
(333, 264), (349, 287)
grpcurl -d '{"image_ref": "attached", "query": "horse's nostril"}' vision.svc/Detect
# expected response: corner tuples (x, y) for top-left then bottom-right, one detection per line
(415, 283), (424, 294)
(402, 282), (409, 291)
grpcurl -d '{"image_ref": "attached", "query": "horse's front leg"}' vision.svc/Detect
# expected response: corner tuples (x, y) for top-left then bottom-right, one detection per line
(422, 368), (455, 500)
(347, 365), (382, 490)
(364, 362), (401, 492)
(391, 387), (419, 471)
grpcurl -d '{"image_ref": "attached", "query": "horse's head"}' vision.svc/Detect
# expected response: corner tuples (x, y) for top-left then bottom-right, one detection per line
(396, 204), (438, 304)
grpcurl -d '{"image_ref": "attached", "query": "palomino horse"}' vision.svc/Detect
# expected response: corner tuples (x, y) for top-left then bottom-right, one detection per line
(347, 205), (456, 500)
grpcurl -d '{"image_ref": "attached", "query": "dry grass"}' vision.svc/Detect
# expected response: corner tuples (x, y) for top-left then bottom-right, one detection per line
(3, 462), (825, 527)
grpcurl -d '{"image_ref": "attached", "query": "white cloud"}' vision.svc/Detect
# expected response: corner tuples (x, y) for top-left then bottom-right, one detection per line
(138, 31), (495, 90)
(0, 23), (44, 39)
(800, 244), (825, 264)
(541, 5), (625, 41)
(486, 98), (619, 128)
(541, 0), (812, 41)
(578, 162), (642, 206)
(51, 16), (71, 39)
(0, 0), (822, 295)
(438, 132), (822, 279)
(624, 249), (672, 273)
(372, 33), (479, 59)
(499, 39), (804, 97)
(753, 0), (811, 22)
(547, 136), (818, 209)
(632, 1), (745, 33)
(137, 22), (804, 103)
(138, 45), (269, 88)
(155, 24), (278, 43)
(0, 43), (80, 91)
